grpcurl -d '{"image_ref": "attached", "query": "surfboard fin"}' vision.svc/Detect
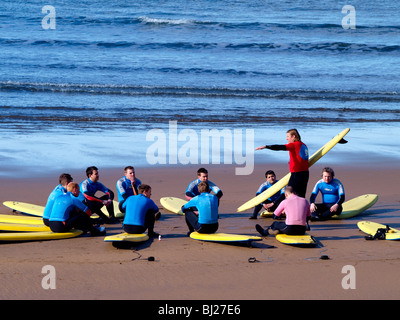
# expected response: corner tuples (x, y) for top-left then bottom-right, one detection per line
(337, 138), (348, 144)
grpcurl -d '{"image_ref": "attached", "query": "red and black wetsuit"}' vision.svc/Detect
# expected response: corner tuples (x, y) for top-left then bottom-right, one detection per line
(264, 141), (309, 198)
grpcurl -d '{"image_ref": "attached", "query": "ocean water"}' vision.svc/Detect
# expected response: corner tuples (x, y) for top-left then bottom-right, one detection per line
(0, 0), (399, 175)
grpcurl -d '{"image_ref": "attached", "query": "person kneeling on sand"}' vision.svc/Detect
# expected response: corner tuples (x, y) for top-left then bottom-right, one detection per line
(122, 184), (160, 238)
(49, 182), (106, 236)
(255, 186), (310, 236)
(181, 182), (219, 235)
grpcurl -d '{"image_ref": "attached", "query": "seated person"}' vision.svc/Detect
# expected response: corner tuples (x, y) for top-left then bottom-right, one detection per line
(80, 166), (117, 223)
(116, 165), (142, 213)
(249, 170), (285, 219)
(49, 182), (105, 236)
(309, 167), (345, 221)
(185, 168), (223, 201)
(43, 173), (73, 226)
(122, 184), (160, 238)
(181, 182), (219, 235)
(255, 186), (310, 236)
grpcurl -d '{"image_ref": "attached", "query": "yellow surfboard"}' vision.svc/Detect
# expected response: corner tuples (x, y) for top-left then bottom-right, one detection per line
(358, 221), (400, 240)
(3, 201), (45, 217)
(190, 232), (262, 244)
(100, 200), (124, 219)
(237, 128), (350, 212)
(0, 214), (44, 225)
(332, 194), (378, 219)
(0, 222), (50, 232)
(3, 200), (124, 219)
(260, 194), (378, 219)
(0, 229), (83, 242)
(275, 233), (317, 247)
(104, 233), (149, 243)
(160, 197), (187, 215)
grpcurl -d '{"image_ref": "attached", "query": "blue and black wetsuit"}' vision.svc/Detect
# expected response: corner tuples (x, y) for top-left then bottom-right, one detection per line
(80, 178), (115, 222)
(43, 184), (67, 226)
(310, 178), (345, 220)
(181, 192), (219, 234)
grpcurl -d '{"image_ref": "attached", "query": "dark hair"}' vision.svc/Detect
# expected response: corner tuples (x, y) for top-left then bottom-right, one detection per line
(124, 166), (134, 172)
(197, 168), (208, 175)
(59, 173), (73, 186)
(139, 184), (151, 194)
(322, 167), (335, 178)
(86, 166), (98, 178)
(265, 170), (276, 178)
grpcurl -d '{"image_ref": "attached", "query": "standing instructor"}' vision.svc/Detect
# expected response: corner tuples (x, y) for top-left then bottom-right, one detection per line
(255, 129), (309, 198)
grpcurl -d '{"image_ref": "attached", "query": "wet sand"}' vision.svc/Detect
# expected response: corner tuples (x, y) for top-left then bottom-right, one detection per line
(0, 160), (399, 301)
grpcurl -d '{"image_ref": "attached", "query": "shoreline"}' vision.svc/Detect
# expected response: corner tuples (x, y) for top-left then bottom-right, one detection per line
(0, 160), (399, 300)
(2, 124), (400, 178)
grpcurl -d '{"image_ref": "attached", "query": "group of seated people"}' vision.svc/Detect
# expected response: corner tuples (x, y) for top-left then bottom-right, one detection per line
(42, 164), (344, 239)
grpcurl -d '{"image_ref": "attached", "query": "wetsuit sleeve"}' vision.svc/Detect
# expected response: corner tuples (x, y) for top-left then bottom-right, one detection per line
(122, 198), (128, 211)
(265, 144), (287, 151)
(182, 197), (197, 213)
(274, 192), (285, 204)
(80, 180), (104, 204)
(106, 189), (114, 200)
(185, 191), (196, 198)
(335, 179), (345, 205)
(72, 197), (89, 214)
(83, 193), (103, 203)
(116, 178), (126, 198)
(185, 179), (198, 198)
(256, 181), (269, 195)
(97, 182), (114, 200)
(121, 193), (129, 200)
(309, 180), (322, 204)
(273, 199), (286, 218)
(149, 199), (159, 214)
(337, 194), (345, 206)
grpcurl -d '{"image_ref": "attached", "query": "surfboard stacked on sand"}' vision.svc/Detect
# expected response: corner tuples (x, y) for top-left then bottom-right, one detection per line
(358, 221), (400, 241)
(0, 200), (126, 242)
(0, 204), (83, 242)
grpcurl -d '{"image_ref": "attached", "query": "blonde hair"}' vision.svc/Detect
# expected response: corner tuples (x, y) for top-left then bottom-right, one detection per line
(67, 182), (79, 193)
(197, 181), (210, 193)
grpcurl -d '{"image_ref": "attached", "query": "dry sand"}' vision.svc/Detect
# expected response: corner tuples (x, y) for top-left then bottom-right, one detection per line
(0, 160), (399, 301)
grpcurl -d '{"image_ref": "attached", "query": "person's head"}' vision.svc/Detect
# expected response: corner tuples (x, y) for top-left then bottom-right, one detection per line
(197, 168), (208, 182)
(59, 173), (73, 187)
(67, 182), (80, 197)
(284, 186), (296, 198)
(139, 184), (152, 198)
(322, 167), (335, 184)
(124, 166), (136, 181)
(265, 170), (276, 184)
(86, 166), (99, 182)
(286, 129), (301, 143)
(197, 181), (210, 194)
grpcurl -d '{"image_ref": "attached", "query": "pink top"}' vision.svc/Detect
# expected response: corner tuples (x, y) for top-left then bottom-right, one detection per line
(274, 194), (311, 226)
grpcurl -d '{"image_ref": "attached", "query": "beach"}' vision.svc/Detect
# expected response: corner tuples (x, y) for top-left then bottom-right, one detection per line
(0, 158), (399, 301)
(1, 0), (400, 306)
